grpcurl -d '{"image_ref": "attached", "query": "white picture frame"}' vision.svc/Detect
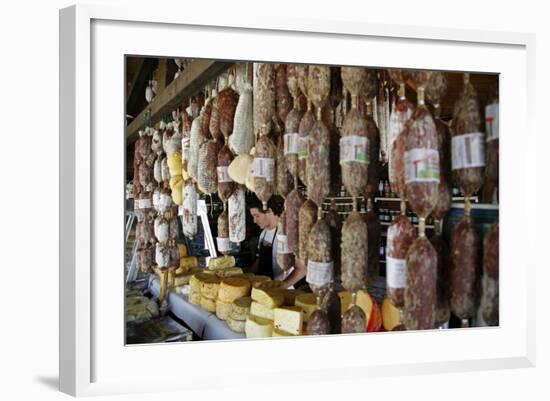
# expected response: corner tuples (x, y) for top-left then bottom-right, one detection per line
(59, 3), (536, 397)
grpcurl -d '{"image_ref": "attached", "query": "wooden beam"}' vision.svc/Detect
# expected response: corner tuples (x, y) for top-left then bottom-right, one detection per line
(126, 57), (158, 117)
(126, 60), (233, 144)
(155, 58), (169, 94)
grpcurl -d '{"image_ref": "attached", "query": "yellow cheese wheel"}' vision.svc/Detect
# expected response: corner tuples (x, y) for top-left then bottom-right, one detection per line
(207, 256), (236, 270)
(178, 256), (198, 273)
(251, 287), (285, 309)
(245, 315), (273, 338)
(226, 316), (246, 333)
(230, 296), (252, 321)
(215, 267), (244, 278)
(200, 296), (217, 312)
(253, 280), (287, 290)
(250, 301), (274, 321)
(294, 293), (317, 322)
(218, 277), (251, 303)
(201, 276), (222, 300)
(189, 272), (214, 292)
(215, 299), (233, 321)
(177, 243), (188, 258)
(381, 298), (401, 331)
(188, 290), (201, 305)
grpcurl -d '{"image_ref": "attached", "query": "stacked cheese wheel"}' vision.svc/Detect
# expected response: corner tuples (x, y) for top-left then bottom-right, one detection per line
(200, 276), (222, 312)
(216, 277), (251, 320)
(226, 296), (252, 333)
(188, 272), (214, 305)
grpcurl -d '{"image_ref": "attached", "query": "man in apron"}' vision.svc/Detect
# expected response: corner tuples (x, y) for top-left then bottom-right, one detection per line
(247, 195), (306, 289)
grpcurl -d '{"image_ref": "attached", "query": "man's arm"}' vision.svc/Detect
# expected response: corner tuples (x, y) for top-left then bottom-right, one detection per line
(283, 257), (306, 288)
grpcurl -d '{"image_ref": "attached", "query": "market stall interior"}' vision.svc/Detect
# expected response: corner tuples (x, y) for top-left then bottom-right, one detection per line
(124, 57), (499, 344)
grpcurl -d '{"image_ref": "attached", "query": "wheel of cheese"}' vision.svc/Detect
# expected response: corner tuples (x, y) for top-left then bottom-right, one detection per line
(190, 272), (214, 292)
(245, 315), (274, 338)
(215, 299), (233, 321)
(200, 296), (217, 312)
(250, 301), (274, 321)
(201, 276), (222, 300)
(230, 296), (252, 321)
(251, 287), (285, 309)
(188, 290), (201, 305)
(294, 293), (317, 322)
(218, 277), (251, 303)
(215, 267), (244, 278)
(226, 316), (246, 333)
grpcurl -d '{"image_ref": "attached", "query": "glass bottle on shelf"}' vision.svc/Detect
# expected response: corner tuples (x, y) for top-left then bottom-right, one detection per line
(384, 180), (390, 198)
(378, 180), (384, 197)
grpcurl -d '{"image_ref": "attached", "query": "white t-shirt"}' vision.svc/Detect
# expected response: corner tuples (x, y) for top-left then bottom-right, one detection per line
(258, 228), (291, 281)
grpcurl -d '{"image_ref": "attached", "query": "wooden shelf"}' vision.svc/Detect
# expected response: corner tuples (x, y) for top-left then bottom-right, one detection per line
(126, 60), (233, 144)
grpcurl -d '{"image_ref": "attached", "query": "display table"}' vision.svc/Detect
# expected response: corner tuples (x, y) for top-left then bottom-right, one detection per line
(148, 276), (245, 341)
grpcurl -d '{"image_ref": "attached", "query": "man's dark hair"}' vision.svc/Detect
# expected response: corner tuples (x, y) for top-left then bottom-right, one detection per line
(247, 193), (285, 217)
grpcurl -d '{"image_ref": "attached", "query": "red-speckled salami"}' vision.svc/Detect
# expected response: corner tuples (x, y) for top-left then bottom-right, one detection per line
(275, 136), (293, 198)
(341, 209), (368, 292)
(386, 209), (416, 307)
(481, 220), (499, 326)
(197, 139), (221, 195)
(284, 106), (304, 179)
(200, 98), (212, 139)
(307, 119), (331, 207)
(404, 88), (440, 219)
(431, 119), (452, 220)
(276, 210), (294, 271)
(285, 188), (304, 255)
(299, 200), (317, 264)
(307, 309), (331, 335)
(450, 213), (480, 325)
(255, 63), (276, 135)
(404, 236), (437, 330)
(451, 74), (485, 197)
(217, 144), (235, 203)
(139, 246), (154, 273)
(252, 135), (276, 210)
(425, 71), (448, 110)
(219, 84), (239, 140)
(298, 106), (315, 186)
(276, 64), (292, 126)
(342, 305), (366, 334)
(306, 215), (333, 294)
(430, 232), (450, 327)
(321, 286), (342, 334)
(286, 64), (301, 100)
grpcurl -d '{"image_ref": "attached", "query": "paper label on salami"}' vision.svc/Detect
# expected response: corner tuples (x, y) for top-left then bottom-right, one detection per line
(178, 206), (184, 216)
(135, 198), (152, 210)
(216, 166), (232, 183)
(181, 137), (191, 161)
(404, 148), (440, 183)
(339, 135), (369, 164)
(386, 256), (407, 289)
(284, 133), (300, 155)
(276, 234), (291, 254)
(485, 104), (499, 142)
(306, 260), (334, 287)
(298, 137), (309, 160)
(252, 158), (274, 182)
(451, 132), (486, 170)
(217, 237), (231, 252)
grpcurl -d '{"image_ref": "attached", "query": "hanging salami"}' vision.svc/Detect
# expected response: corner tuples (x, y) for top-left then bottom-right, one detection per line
(217, 144), (235, 202)
(276, 210), (294, 272)
(228, 185), (246, 243)
(285, 188), (304, 255)
(252, 135), (276, 210)
(480, 220), (499, 326)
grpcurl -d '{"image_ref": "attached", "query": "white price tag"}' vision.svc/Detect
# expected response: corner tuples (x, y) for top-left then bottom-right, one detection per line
(284, 133), (300, 155)
(181, 137), (190, 161)
(135, 198), (152, 210)
(451, 132), (486, 170)
(386, 256), (407, 289)
(339, 135), (369, 164)
(252, 158), (274, 182)
(216, 237), (231, 252)
(404, 148), (440, 183)
(485, 104), (499, 142)
(306, 260), (334, 287)
(216, 166), (232, 183)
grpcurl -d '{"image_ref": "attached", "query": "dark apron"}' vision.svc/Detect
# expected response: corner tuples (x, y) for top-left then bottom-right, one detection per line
(257, 229), (277, 279)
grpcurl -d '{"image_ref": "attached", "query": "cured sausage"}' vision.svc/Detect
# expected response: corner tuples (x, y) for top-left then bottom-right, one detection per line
(252, 135), (276, 210)
(342, 305), (366, 334)
(385, 204), (416, 307)
(298, 105), (315, 186)
(404, 234), (437, 330)
(364, 106), (380, 200)
(228, 185), (246, 243)
(285, 188), (304, 255)
(450, 208), (480, 326)
(275, 64), (292, 127)
(219, 80), (239, 140)
(306, 214), (333, 295)
(255, 63), (276, 135)
(307, 309), (330, 335)
(431, 119), (452, 220)
(200, 97), (212, 140)
(451, 73), (485, 197)
(229, 75), (254, 156)
(320, 287), (341, 334)
(181, 180), (198, 239)
(325, 201), (342, 282)
(197, 139), (221, 195)
(341, 206), (368, 293)
(217, 144), (235, 203)
(430, 231), (451, 327)
(307, 119), (331, 207)
(404, 87), (440, 219)
(480, 220), (499, 326)
(275, 136), (293, 198)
